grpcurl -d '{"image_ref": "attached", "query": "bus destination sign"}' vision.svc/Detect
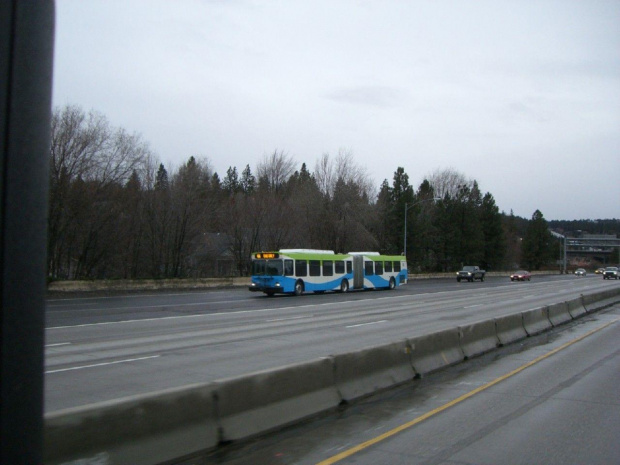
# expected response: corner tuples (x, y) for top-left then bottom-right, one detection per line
(255, 252), (278, 259)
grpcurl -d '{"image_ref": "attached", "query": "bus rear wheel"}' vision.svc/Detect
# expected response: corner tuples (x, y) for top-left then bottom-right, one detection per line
(294, 280), (304, 296)
(339, 279), (349, 293)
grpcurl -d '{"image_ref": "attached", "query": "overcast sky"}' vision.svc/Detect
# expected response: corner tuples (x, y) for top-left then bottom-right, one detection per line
(52, 0), (620, 221)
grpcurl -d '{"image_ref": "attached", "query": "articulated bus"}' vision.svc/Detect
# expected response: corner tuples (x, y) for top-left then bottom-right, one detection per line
(249, 249), (408, 296)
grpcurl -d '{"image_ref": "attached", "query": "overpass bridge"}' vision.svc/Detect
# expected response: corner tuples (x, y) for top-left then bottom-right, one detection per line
(552, 233), (620, 270)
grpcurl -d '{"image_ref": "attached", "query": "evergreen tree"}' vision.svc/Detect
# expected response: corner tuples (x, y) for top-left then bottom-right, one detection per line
(391, 167), (414, 205)
(522, 210), (554, 270)
(392, 167), (414, 257)
(416, 179), (435, 199)
(454, 183), (484, 266)
(240, 164), (256, 195)
(480, 192), (505, 270)
(374, 179), (396, 253)
(408, 179), (439, 270)
(284, 163), (324, 248)
(222, 166), (240, 194)
(125, 170), (141, 191)
(210, 172), (221, 191)
(155, 163), (169, 191)
(298, 162), (312, 182)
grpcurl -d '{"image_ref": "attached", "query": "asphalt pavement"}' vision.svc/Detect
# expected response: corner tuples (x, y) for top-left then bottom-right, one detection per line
(44, 275), (619, 412)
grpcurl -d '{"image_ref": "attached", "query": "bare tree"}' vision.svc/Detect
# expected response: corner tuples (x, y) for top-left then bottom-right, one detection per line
(314, 153), (334, 198)
(425, 167), (472, 200)
(313, 150), (377, 252)
(48, 105), (150, 279)
(256, 149), (296, 192)
(50, 105), (108, 185)
(314, 149), (375, 200)
(168, 156), (214, 277)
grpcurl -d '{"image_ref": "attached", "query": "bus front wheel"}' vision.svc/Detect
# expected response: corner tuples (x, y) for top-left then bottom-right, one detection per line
(389, 277), (396, 290)
(294, 280), (304, 296)
(340, 279), (349, 293)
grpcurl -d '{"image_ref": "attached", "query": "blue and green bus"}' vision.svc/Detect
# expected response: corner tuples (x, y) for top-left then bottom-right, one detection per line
(249, 249), (408, 296)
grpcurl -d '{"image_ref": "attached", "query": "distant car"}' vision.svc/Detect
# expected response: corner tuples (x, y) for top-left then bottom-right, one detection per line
(456, 265), (486, 282)
(595, 267), (605, 274)
(510, 270), (531, 281)
(603, 267), (619, 280)
(574, 268), (587, 277)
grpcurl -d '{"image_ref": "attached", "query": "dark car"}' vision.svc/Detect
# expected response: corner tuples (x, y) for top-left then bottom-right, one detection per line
(456, 266), (486, 282)
(603, 267), (619, 280)
(510, 270), (531, 281)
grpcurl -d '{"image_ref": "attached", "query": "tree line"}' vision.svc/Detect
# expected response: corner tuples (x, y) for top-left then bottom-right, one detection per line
(48, 105), (561, 280)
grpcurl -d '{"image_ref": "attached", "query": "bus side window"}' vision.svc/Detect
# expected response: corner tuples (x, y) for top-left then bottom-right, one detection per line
(309, 260), (321, 276)
(346, 261), (352, 273)
(385, 261), (392, 272)
(364, 261), (374, 275)
(335, 260), (345, 274)
(394, 261), (401, 272)
(295, 260), (307, 277)
(323, 260), (333, 276)
(375, 261), (383, 275)
(284, 260), (294, 276)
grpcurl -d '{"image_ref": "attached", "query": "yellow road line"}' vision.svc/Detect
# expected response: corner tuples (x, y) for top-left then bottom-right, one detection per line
(317, 317), (620, 465)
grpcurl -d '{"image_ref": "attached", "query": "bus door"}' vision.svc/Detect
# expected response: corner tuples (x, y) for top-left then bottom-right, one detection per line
(353, 255), (364, 289)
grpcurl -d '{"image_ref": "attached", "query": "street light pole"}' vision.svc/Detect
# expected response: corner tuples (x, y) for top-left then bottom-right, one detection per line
(563, 235), (567, 274)
(403, 197), (440, 259)
(404, 202), (407, 258)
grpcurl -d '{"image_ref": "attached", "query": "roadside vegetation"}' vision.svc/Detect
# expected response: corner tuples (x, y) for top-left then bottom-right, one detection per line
(48, 105), (618, 280)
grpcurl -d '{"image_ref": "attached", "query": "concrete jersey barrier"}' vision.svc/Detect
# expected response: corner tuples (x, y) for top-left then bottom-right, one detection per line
(44, 383), (218, 465)
(408, 328), (464, 376)
(566, 296), (587, 319)
(494, 313), (527, 346)
(521, 307), (552, 336)
(547, 302), (572, 327)
(582, 287), (620, 312)
(215, 357), (340, 442)
(458, 320), (500, 359)
(333, 340), (415, 402)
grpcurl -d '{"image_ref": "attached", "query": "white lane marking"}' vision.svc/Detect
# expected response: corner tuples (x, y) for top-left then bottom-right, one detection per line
(48, 299), (254, 311)
(46, 290), (233, 303)
(45, 342), (71, 347)
(48, 314), (206, 330)
(46, 355), (160, 374)
(47, 279), (604, 330)
(266, 316), (307, 322)
(464, 304), (483, 308)
(346, 320), (388, 329)
(47, 295), (409, 329)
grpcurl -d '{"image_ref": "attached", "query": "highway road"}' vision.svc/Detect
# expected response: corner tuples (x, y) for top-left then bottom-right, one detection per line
(207, 304), (620, 465)
(44, 275), (618, 413)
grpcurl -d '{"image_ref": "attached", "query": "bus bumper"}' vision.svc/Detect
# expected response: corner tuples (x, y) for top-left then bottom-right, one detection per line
(248, 282), (286, 294)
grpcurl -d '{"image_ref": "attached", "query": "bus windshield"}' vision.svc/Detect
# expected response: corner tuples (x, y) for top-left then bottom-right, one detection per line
(252, 259), (284, 276)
